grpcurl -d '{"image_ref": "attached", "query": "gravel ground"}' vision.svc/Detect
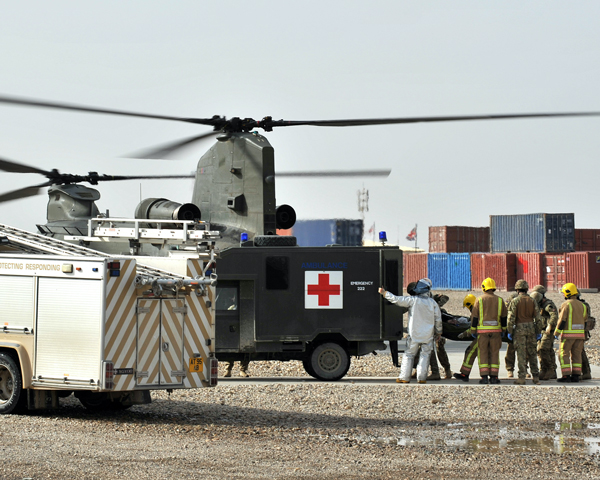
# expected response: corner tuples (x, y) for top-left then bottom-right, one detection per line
(2, 291), (600, 479)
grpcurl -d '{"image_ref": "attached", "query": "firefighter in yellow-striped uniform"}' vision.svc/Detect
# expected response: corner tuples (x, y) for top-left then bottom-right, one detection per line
(555, 283), (588, 383)
(469, 278), (508, 384)
(453, 294), (478, 382)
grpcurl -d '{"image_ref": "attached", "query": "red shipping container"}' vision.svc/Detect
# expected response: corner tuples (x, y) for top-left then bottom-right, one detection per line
(403, 253), (428, 289)
(574, 229), (600, 251)
(470, 253), (516, 291)
(470, 253), (486, 290)
(516, 253), (543, 288)
(543, 254), (566, 291)
(565, 252), (600, 291)
(429, 226), (489, 253)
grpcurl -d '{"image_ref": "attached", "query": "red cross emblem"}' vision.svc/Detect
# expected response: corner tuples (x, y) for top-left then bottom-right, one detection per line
(305, 271), (343, 309)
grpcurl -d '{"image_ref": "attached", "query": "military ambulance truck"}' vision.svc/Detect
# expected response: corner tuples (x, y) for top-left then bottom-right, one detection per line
(0, 253), (217, 414)
(215, 244), (404, 380)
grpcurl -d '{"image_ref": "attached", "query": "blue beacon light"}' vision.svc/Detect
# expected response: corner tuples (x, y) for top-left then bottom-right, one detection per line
(379, 231), (387, 245)
(240, 232), (249, 242)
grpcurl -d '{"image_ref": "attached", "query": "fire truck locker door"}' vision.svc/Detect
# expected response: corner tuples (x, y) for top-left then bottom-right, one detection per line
(215, 282), (241, 350)
(36, 278), (102, 382)
(136, 299), (161, 386)
(159, 299), (186, 385)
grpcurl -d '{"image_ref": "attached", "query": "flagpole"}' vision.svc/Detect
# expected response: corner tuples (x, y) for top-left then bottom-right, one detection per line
(415, 224), (418, 251)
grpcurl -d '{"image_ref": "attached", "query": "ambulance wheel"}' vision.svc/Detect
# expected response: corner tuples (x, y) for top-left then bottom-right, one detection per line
(253, 235), (297, 247)
(309, 343), (350, 381)
(0, 353), (26, 414)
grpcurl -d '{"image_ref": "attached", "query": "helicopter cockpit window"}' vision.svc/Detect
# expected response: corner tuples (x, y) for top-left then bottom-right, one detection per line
(266, 256), (289, 290)
(215, 287), (238, 311)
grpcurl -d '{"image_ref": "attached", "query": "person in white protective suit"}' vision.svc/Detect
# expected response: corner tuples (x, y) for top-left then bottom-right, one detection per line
(378, 278), (442, 384)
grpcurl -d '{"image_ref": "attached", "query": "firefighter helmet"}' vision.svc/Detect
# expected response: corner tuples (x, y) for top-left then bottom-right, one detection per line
(561, 283), (579, 298)
(463, 294), (476, 310)
(532, 284), (546, 295)
(481, 277), (496, 291)
(515, 279), (529, 290)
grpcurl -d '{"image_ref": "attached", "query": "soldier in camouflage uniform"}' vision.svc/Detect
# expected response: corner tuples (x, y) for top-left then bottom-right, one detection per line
(530, 285), (559, 381)
(427, 294), (452, 380)
(507, 279), (541, 385)
(576, 294), (594, 380)
(504, 292), (518, 378)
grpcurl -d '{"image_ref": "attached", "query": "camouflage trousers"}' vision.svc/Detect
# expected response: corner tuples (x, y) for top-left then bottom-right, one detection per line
(505, 343), (515, 372)
(537, 332), (557, 376)
(225, 359), (249, 373)
(428, 337), (451, 374)
(513, 323), (539, 379)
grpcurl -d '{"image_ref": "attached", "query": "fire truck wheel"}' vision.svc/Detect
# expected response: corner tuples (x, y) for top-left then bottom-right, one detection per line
(253, 235), (297, 247)
(309, 343), (350, 381)
(0, 353), (26, 414)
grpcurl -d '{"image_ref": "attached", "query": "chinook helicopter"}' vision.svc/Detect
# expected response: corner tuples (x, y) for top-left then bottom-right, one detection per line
(0, 94), (599, 254)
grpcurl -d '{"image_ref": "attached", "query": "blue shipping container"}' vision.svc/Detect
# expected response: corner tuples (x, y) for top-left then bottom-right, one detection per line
(292, 219), (364, 247)
(428, 253), (449, 290)
(428, 253), (471, 290)
(448, 253), (471, 290)
(490, 213), (574, 253)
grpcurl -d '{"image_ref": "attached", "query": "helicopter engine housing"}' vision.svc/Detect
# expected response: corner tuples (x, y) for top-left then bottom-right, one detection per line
(134, 197), (201, 228)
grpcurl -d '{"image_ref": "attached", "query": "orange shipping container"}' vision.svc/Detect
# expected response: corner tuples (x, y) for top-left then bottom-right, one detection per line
(516, 253), (543, 288)
(574, 229), (600, 251)
(429, 226), (489, 253)
(470, 253), (516, 291)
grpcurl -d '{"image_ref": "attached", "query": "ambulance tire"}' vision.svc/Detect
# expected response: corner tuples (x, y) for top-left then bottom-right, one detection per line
(308, 342), (350, 381)
(253, 235), (297, 247)
(0, 353), (26, 414)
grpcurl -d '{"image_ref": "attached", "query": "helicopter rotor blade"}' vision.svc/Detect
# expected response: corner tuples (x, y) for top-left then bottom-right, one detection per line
(123, 131), (219, 159)
(0, 182), (53, 204)
(90, 173), (196, 182)
(0, 156), (52, 175)
(0, 94), (219, 126)
(276, 169), (391, 178)
(269, 112), (600, 128)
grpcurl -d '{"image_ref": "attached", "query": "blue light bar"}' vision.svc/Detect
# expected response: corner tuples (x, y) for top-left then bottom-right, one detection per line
(379, 231), (387, 241)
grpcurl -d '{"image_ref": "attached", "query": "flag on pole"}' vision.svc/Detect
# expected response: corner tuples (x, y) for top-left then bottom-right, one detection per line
(406, 226), (417, 242)
(368, 222), (375, 234)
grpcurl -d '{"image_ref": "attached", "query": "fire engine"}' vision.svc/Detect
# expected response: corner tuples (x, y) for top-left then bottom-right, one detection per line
(0, 222), (219, 414)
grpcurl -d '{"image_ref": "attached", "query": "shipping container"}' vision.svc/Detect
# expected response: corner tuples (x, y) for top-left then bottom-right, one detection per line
(565, 252), (600, 291)
(574, 229), (600, 251)
(470, 253), (516, 291)
(276, 228), (293, 236)
(290, 219), (364, 247)
(515, 253), (543, 288)
(428, 253), (449, 290)
(490, 213), (574, 253)
(403, 253), (428, 289)
(429, 226), (489, 253)
(543, 253), (566, 291)
(448, 253), (471, 290)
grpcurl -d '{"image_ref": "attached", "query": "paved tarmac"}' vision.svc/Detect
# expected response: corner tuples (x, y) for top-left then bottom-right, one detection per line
(220, 339), (600, 387)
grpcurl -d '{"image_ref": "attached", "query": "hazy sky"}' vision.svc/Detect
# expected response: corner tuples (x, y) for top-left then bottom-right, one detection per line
(0, 2), (599, 248)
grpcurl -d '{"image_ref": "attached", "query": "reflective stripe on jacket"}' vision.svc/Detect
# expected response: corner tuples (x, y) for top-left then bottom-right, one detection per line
(472, 294), (506, 334)
(556, 299), (587, 339)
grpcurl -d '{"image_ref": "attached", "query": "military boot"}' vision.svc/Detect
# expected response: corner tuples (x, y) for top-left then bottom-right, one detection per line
(411, 368), (417, 379)
(224, 366), (233, 378)
(581, 372), (592, 380)
(538, 369), (549, 381)
(426, 372), (441, 381)
(532, 376), (540, 385)
(444, 367), (453, 379)
(239, 370), (250, 378)
(514, 378), (526, 385)
(507, 370), (514, 378)
(546, 370), (557, 380)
